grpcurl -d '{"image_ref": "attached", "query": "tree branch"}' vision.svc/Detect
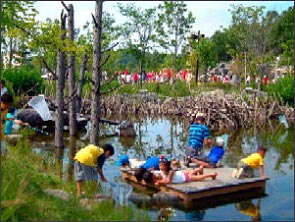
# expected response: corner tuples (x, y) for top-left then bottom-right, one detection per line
(101, 73), (117, 87)
(97, 54), (110, 70)
(85, 76), (95, 85)
(12, 22), (31, 35)
(42, 57), (57, 80)
(61, 1), (70, 12)
(101, 42), (119, 53)
(61, 9), (64, 22)
(64, 87), (77, 106)
(91, 13), (98, 28)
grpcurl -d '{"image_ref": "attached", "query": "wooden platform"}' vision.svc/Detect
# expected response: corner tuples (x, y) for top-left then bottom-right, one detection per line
(121, 167), (269, 208)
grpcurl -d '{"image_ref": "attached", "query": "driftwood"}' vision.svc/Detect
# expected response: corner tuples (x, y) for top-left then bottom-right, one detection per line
(20, 91), (293, 130)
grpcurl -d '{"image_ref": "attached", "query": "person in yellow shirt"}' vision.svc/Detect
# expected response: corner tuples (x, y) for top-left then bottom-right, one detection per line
(232, 146), (267, 179)
(1, 93), (14, 154)
(235, 199), (262, 221)
(74, 143), (114, 198)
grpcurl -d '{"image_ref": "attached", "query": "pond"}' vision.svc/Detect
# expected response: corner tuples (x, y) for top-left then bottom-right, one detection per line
(34, 117), (294, 221)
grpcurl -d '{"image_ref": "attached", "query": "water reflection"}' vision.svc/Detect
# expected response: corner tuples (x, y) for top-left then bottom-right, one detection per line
(235, 198), (262, 221)
(33, 117), (294, 221)
(184, 209), (206, 221)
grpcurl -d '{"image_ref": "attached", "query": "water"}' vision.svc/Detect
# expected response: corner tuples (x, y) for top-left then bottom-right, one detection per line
(35, 117), (294, 221)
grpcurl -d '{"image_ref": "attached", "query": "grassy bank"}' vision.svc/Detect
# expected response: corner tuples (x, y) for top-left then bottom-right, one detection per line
(1, 134), (149, 221)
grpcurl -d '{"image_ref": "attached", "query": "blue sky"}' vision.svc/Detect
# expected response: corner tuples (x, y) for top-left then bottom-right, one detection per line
(34, 1), (293, 37)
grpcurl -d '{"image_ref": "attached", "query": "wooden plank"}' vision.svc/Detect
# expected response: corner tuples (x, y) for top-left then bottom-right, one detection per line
(121, 167), (268, 206)
(161, 180), (266, 205)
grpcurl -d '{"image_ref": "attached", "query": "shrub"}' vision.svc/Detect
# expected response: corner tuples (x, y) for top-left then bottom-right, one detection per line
(265, 75), (294, 106)
(2, 67), (45, 96)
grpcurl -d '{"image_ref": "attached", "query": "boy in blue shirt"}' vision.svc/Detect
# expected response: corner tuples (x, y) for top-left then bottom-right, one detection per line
(116, 155), (162, 183)
(134, 156), (160, 183)
(185, 112), (212, 166)
(190, 137), (225, 168)
(4, 107), (29, 135)
(5, 107), (17, 135)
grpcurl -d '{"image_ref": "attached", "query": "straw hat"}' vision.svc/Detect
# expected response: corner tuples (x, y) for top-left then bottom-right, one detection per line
(196, 112), (206, 118)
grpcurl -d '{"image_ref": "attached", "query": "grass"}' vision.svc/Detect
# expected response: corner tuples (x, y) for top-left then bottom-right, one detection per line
(1, 134), (150, 221)
(114, 80), (238, 97)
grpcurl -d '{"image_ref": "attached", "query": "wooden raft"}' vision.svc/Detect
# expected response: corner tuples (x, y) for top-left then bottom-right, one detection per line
(121, 167), (269, 205)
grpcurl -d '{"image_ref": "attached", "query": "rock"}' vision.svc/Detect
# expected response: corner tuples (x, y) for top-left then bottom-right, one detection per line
(80, 196), (114, 210)
(44, 189), (70, 201)
(17, 109), (55, 129)
(119, 121), (136, 137)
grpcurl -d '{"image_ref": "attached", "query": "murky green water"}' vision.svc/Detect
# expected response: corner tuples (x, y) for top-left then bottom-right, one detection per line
(35, 117), (294, 221)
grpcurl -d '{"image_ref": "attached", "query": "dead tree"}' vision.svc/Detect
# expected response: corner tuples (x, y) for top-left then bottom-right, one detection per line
(76, 53), (88, 113)
(63, 2), (77, 136)
(90, 0), (103, 145)
(55, 10), (67, 148)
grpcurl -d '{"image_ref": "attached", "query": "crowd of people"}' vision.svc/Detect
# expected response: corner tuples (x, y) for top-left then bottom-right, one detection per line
(114, 68), (193, 85)
(109, 67), (287, 87)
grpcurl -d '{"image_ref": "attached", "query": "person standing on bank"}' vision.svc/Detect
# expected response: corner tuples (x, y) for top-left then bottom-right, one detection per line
(0, 80), (8, 96)
(1, 93), (13, 154)
(184, 112), (212, 166)
(74, 143), (115, 198)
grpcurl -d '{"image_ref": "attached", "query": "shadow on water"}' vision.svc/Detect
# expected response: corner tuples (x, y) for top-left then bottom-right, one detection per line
(32, 116), (294, 221)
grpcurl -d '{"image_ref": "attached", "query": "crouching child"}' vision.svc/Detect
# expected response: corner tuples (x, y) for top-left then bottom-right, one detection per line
(232, 146), (267, 179)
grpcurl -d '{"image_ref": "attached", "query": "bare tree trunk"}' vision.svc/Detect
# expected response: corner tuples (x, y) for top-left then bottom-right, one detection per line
(90, 0), (103, 145)
(67, 136), (77, 182)
(8, 37), (13, 68)
(55, 12), (67, 148)
(77, 53), (88, 113)
(67, 4), (77, 136)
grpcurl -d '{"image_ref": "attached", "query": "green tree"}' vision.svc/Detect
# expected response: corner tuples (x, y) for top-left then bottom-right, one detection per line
(270, 6), (294, 67)
(156, 1), (195, 70)
(228, 4), (266, 83)
(117, 2), (158, 82)
(210, 30), (232, 63)
(187, 35), (216, 80)
(1, 1), (37, 68)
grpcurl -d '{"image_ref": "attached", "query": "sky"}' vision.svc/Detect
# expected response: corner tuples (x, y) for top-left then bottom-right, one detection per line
(34, 1), (293, 38)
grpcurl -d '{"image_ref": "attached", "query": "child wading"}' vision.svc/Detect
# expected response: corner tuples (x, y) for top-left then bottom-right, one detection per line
(73, 144), (114, 198)
(232, 146), (267, 179)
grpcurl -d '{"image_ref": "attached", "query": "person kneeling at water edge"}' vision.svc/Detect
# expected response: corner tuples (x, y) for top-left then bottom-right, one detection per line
(154, 159), (217, 186)
(74, 144), (114, 198)
(232, 146), (267, 179)
(115, 154), (130, 168)
(134, 156), (161, 184)
(190, 137), (225, 168)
